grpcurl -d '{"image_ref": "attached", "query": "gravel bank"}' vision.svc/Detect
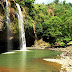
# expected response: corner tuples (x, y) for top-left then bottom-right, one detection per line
(44, 46), (72, 72)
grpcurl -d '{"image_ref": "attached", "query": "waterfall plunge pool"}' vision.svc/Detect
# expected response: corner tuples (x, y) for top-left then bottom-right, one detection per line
(0, 49), (62, 72)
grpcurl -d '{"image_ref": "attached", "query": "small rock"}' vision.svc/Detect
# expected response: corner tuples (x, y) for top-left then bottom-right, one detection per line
(70, 67), (72, 69)
(60, 70), (63, 72)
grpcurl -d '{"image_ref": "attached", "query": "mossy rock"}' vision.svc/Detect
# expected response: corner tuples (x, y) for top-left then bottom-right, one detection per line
(67, 41), (72, 45)
(58, 42), (65, 46)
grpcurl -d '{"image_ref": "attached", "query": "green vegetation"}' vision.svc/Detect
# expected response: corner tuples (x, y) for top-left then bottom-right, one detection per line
(1, 0), (72, 47)
(23, 0), (72, 47)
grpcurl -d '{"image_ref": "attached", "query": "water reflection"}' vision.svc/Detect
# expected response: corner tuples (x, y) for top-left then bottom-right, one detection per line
(18, 51), (26, 72)
(1, 51), (27, 69)
(0, 50), (62, 72)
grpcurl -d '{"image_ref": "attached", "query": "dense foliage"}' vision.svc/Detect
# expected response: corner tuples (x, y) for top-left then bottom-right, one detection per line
(14, 0), (72, 46)
(2, 0), (72, 47)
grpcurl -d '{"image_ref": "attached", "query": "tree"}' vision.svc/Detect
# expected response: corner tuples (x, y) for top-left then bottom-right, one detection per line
(63, 0), (66, 5)
(42, 16), (63, 44)
(15, 0), (35, 7)
(54, 0), (59, 4)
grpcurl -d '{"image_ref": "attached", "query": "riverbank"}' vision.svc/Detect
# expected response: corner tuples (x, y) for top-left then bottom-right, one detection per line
(43, 46), (72, 72)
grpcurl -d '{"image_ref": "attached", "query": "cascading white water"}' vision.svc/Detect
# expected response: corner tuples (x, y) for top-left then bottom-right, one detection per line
(16, 3), (26, 50)
(6, 0), (13, 51)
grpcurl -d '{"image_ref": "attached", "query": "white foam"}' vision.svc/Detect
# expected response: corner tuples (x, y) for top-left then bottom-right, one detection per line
(14, 50), (29, 51)
(2, 52), (15, 54)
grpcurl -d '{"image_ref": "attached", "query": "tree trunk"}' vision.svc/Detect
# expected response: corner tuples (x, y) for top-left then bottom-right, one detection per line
(33, 21), (38, 41)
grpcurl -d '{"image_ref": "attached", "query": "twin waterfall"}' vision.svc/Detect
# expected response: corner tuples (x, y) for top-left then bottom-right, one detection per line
(6, 0), (26, 51)
(6, 0), (13, 51)
(16, 3), (26, 50)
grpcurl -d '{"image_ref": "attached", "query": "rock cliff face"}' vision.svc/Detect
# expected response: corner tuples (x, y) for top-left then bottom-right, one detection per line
(0, 0), (4, 31)
(0, 0), (7, 52)
(0, 0), (17, 31)
(0, 0), (20, 53)
(0, 0), (35, 52)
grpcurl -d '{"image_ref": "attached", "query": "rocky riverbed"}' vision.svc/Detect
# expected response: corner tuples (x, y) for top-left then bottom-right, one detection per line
(44, 46), (72, 72)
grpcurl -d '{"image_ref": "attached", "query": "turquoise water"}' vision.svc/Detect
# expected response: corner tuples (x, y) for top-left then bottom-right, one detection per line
(0, 50), (62, 72)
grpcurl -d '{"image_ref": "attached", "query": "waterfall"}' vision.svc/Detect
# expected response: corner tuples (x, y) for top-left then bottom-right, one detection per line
(6, 0), (12, 51)
(16, 3), (26, 50)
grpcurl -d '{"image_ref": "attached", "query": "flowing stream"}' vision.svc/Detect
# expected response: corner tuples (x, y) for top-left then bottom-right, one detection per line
(16, 3), (26, 50)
